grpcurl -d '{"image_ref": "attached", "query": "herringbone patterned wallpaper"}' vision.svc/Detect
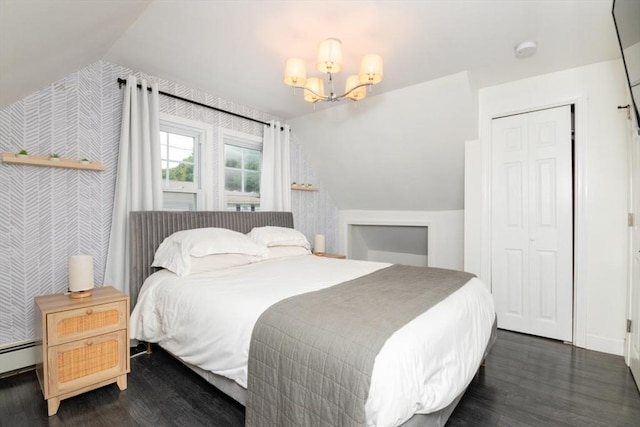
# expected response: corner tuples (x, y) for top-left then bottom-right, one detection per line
(0, 60), (338, 346)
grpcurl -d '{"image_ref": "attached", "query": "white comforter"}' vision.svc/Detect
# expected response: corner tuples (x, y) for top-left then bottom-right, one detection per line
(130, 255), (495, 427)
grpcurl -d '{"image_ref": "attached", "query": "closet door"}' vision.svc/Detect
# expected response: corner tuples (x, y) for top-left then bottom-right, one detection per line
(491, 106), (573, 342)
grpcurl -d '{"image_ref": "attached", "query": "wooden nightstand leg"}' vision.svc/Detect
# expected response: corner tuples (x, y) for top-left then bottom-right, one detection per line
(47, 397), (60, 416)
(116, 373), (128, 390)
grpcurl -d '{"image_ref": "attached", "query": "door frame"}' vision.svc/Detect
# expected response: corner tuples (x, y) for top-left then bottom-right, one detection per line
(625, 122), (639, 384)
(479, 95), (588, 347)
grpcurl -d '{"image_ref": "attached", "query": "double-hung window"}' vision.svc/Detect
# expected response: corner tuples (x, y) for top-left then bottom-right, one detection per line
(219, 129), (263, 211)
(159, 115), (212, 210)
(158, 115), (261, 211)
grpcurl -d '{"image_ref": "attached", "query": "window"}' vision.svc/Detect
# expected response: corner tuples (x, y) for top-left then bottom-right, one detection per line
(159, 114), (212, 211)
(158, 115), (260, 212)
(219, 129), (263, 211)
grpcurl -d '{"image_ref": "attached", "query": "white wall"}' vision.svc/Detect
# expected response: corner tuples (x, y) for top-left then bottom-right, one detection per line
(466, 59), (630, 355)
(289, 72), (478, 212)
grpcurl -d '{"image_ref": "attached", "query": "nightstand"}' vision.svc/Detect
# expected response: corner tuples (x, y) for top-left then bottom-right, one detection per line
(34, 286), (130, 416)
(315, 253), (347, 259)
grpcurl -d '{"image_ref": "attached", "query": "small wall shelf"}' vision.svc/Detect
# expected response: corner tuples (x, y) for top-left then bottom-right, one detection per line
(1, 153), (105, 171)
(291, 184), (319, 192)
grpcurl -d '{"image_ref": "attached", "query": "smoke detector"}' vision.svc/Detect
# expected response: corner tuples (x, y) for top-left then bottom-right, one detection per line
(515, 41), (537, 58)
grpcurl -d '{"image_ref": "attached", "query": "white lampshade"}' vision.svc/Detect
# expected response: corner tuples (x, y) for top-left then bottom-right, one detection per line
(68, 255), (94, 293)
(358, 54), (383, 84)
(345, 75), (367, 100)
(317, 38), (343, 73)
(314, 234), (326, 254)
(283, 58), (307, 87)
(304, 77), (325, 103)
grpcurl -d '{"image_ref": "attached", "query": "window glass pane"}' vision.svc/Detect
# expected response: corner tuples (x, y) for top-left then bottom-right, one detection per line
(168, 147), (193, 165)
(164, 159), (194, 190)
(222, 131), (262, 212)
(245, 170), (260, 193)
(160, 122), (203, 212)
(161, 129), (195, 192)
(225, 145), (242, 168)
(167, 158), (194, 184)
(168, 133), (194, 150)
(245, 149), (261, 171)
(225, 169), (242, 192)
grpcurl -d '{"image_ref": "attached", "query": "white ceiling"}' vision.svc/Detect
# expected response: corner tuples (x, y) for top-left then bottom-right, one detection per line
(0, 0), (622, 119)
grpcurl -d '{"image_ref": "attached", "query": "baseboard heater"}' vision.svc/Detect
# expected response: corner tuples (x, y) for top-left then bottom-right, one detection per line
(0, 340), (41, 377)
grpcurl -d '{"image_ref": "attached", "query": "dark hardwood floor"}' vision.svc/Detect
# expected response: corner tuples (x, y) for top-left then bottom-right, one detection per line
(1, 330), (639, 427)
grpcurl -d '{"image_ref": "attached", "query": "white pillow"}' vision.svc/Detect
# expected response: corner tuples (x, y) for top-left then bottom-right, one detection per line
(189, 253), (259, 274)
(152, 227), (266, 276)
(263, 246), (311, 260)
(247, 226), (311, 249)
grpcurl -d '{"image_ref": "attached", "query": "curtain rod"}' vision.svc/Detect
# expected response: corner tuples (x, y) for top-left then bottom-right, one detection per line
(117, 78), (285, 131)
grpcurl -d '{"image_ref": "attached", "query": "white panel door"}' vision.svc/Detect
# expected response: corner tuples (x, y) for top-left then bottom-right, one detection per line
(491, 106), (573, 341)
(491, 113), (529, 334)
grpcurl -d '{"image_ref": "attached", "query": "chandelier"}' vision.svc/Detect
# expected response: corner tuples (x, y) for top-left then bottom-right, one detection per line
(283, 38), (383, 103)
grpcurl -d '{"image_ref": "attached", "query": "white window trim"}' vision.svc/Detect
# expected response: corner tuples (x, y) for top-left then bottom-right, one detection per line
(160, 113), (215, 210)
(217, 127), (263, 209)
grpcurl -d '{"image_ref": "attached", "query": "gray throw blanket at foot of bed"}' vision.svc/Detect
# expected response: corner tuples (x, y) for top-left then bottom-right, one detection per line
(245, 264), (475, 427)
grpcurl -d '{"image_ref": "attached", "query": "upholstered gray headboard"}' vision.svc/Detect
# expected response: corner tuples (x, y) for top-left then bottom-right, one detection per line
(129, 211), (294, 308)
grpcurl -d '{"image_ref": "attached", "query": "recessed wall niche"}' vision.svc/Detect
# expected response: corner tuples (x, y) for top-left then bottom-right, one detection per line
(349, 225), (428, 267)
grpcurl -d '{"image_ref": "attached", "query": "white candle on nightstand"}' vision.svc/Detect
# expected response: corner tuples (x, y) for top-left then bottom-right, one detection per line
(314, 234), (326, 255)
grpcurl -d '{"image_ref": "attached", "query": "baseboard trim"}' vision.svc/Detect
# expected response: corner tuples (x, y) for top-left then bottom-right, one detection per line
(585, 334), (624, 356)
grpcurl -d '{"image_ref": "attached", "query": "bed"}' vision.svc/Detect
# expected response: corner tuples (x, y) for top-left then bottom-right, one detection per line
(128, 211), (496, 427)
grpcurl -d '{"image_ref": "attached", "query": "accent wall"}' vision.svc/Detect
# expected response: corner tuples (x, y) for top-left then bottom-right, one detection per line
(0, 60), (338, 347)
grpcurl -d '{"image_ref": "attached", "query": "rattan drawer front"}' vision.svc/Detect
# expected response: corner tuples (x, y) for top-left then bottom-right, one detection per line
(47, 301), (126, 346)
(48, 330), (127, 396)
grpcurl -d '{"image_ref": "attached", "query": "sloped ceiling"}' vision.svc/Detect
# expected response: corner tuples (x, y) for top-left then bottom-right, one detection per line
(0, 0), (151, 108)
(1, 0), (621, 119)
(0, 0), (624, 213)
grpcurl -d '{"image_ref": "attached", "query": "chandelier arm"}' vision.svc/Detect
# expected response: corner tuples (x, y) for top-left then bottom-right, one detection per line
(290, 84), (331, 102)
(289, 81), (373, 103)
(334, 82), (373, 101)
